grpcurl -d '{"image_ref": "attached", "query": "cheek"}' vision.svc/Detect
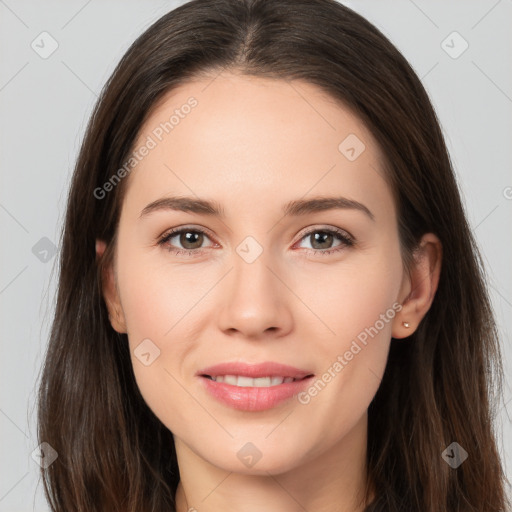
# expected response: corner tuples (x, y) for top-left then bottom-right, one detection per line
(336, 265), (399, 344)
(293, 244), (402, 421)
(118, 247), (210, 341)
(295, 245), (402, 353)
(114, 248), (214, 421)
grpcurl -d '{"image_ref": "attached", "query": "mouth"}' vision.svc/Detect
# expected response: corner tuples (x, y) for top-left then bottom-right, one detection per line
(197, 361), (314, 381)
(200, 374), (312, 387)
(196, 362), (315, 411)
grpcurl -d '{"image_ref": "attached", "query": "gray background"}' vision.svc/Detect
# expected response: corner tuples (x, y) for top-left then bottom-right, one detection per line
(1, 0), (511, 510)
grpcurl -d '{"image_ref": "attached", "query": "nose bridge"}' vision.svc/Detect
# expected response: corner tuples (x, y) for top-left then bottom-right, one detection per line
(231, 235), (278, 303)
(215, 232), (292, 336)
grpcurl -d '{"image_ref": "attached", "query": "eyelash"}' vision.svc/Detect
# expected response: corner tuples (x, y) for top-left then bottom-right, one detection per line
(157, 225), (355, 258)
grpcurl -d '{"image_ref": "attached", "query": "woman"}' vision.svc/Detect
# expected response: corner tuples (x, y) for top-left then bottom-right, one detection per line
(37, 0), (510, 510)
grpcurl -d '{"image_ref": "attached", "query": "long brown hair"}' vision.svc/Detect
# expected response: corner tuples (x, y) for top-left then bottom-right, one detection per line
(37, 0), (510, 510)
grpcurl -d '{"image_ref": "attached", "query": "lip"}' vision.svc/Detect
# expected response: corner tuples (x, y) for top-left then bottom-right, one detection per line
(196, 361), (313, 379)
(196, 361), (315, 412)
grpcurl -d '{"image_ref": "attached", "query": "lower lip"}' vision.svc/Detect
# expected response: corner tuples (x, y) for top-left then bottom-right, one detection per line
(199, 375), (314, 412)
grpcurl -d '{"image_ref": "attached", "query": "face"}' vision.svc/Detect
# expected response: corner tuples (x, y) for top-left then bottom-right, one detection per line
(101, 71), (410, 475)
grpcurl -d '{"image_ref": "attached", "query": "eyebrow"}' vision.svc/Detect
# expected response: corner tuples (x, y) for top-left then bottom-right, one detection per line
(139, 195), (375, 221)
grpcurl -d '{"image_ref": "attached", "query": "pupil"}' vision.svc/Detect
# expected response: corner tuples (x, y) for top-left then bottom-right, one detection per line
(181, 231), (202, 249)
(312, 232), (332, 249)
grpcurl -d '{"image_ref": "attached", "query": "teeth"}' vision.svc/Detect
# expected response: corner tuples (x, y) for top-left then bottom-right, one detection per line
(210, 375), (296, 387)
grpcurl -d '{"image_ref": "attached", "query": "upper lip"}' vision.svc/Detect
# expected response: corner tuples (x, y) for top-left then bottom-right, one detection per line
(197, 361), (314, 380)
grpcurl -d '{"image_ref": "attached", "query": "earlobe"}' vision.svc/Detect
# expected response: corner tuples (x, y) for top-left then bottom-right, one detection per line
(392, 233), (442, 339)
(96, 239), (127, 334)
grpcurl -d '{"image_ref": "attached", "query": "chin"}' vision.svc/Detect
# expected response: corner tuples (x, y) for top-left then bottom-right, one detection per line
(205, 442), (307, 476)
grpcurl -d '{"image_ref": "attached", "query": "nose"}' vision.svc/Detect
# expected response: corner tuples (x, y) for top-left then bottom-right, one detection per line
(216, 245), (294, 340)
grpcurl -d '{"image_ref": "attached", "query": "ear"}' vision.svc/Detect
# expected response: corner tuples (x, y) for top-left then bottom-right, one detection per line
(96, 239), (127, 334)
(392, 233), (442, 339)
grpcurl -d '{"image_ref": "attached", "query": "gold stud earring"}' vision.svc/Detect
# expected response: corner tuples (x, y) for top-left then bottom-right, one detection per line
(402, 322), (410, 328)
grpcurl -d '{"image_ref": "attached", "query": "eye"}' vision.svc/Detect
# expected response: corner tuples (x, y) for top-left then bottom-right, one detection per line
(157, 225), (355, 257)
(157, 226), (215, 256)
(294, 227), (354, 256)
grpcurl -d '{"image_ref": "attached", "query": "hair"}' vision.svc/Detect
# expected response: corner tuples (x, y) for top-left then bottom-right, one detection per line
(37, 0), (510, 510)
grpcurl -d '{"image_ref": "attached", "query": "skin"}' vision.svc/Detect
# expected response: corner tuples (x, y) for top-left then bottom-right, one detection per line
(96, 71), (441, 512)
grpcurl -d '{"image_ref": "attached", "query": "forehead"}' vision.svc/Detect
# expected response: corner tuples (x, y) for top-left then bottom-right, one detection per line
(123, 72), (392, 220)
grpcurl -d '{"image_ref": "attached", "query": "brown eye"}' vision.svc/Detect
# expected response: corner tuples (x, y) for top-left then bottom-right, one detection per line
(309, 231), (335, 250)
(178, 230), (205, 250)
(158, 227), (214, 255)
(296, 227), (354, 256)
